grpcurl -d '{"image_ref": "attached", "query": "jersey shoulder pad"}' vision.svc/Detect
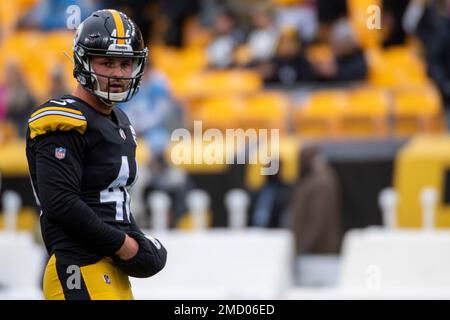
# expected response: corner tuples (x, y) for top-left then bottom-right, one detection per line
(28, 98), (87, 139)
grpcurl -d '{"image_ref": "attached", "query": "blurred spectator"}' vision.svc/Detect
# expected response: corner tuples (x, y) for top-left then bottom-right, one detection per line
(102, 0), (161, 44)
(206, 8), (245, 68)
(162, 0), (201, 47)
(247, 4), (279, 63)
(311, 19), (368, 82)
(202, 0), (270, 30)
(317, 0), (347, 24)
(48, 64), (69, 99)
(17, 0), (99, 31)
(250, 163), (291, 228)
(289, 145), (341, 255)
(4, 62), (36, 138)
(415, 0), (447, 45)
(402, 0), (428, 36)
(274, 0), (318, 44)
(417, 0), (450, 107)
(382, 0), (410, 47)
(198, 0), (219, 27)
(119, 65), (183, 158)
(259, 28), (314, 85)
(315, 0), (347, 42)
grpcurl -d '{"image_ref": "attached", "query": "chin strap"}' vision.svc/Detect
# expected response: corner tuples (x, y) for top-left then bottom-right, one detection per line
(98, 96), (116, 107)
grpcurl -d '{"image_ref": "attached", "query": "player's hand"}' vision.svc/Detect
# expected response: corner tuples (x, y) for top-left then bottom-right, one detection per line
(115, 233), (139, 261)
(112, 231), (167, 278)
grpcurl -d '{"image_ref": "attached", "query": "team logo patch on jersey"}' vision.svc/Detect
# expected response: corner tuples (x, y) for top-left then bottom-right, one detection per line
(119, 128), (126, 140)
(55, 147), (66, 160)
(103, 274), (111, 285)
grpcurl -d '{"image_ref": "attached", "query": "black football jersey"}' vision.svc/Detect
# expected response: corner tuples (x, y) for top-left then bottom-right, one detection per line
(26, 95), (142, 265)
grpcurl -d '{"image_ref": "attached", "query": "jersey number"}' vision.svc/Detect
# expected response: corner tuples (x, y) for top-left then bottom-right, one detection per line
(100, 156), (131, 222)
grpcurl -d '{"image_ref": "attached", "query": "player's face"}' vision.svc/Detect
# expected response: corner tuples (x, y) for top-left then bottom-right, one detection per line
(91, 56), (134, 93)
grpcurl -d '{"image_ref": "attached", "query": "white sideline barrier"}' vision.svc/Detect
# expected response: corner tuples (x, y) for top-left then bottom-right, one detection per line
(131, 228), (296, 300)
(0, 287), (43, 300)
(4, 226), (450, 300)
(283, 226), (450, 300)
(339, 227), (450, 290)
(0, 231), (46, 299)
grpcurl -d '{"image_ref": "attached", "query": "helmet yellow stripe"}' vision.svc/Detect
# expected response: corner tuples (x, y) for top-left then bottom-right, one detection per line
(109, 9), (125, 44)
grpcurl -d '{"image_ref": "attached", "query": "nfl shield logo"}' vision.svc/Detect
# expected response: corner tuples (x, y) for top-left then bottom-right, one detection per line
(103, 274), (111, 285)
(55, 147), (66, 160)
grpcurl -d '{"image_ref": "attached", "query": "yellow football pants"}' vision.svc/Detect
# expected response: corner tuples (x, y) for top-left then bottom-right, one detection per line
(43, 254), (134, 300)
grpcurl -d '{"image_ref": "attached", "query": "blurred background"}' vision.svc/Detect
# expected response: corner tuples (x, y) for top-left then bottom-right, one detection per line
(2, 0), (450, 299)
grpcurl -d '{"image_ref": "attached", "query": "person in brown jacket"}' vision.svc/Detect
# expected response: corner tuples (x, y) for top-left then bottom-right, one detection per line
(289, 145), (342, 255)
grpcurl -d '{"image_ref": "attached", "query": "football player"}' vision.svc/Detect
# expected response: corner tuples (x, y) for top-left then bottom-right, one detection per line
(26, 9), (167, 300)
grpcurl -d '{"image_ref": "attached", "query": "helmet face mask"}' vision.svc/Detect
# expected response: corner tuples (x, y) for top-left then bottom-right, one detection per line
(72, 10), (148, 105)
(85, 50), (147, 103)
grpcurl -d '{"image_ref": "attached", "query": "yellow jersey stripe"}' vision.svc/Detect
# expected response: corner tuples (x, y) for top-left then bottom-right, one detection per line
(109, 9), (125, 45)
(29, 110), (86, 123)
(29, 115), (87, 139)
(31, 106), (83, 118)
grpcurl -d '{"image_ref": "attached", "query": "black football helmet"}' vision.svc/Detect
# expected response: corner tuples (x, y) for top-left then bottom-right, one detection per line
(72, 9), (148, 104)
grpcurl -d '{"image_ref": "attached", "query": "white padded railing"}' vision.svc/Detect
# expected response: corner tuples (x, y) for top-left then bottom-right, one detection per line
(131, 228), (296, 300)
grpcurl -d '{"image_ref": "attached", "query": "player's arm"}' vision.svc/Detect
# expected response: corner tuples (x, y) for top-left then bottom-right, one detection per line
(33, 130), (128, 256)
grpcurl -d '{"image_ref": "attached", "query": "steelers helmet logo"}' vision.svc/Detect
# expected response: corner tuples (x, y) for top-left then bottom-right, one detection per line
(103, 274), (111, 285)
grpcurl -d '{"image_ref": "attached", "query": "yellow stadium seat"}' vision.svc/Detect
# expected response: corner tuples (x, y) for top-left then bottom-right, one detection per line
(152, 45), (207, 79)
(183, 97), (208, 121)
(0, 120), (19, 145)
(183, 16), (212, 48)
(392, 85), (445, 136)
(294, 90), (347, 138)
(0, 2), (18, 32)
(341, 87), (389, 137)
(170, 72), (206, 99)
(367, 47), (428, 87)
(239, 91), (289, 133)
(0, 0), (39, 35)
(0, 32), (48, 99)
(204, 70), (263, 97)
(170, 70), (263, 99)
(0, 31), (76, 100)
(194, 95), (243, 130)
(45, 31), (78, 92)
(0, 140), (28, 176)
(394, 135), (450, 228)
